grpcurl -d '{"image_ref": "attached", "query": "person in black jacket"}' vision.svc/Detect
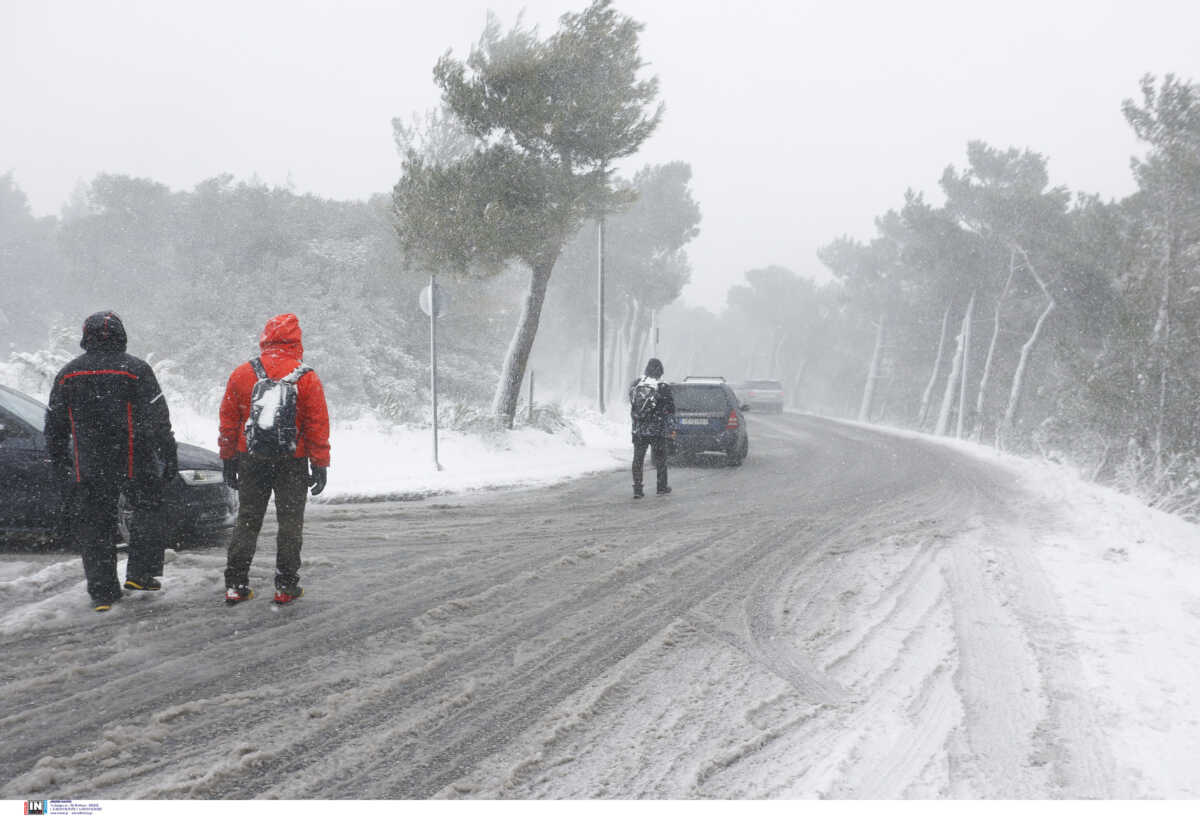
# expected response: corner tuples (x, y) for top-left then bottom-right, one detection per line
(44, 311), (178, 611)
(629, 358), (675, 498)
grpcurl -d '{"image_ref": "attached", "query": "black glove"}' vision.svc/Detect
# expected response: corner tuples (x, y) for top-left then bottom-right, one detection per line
(222, 457), (239, 490)
(309, 464), (327, 496)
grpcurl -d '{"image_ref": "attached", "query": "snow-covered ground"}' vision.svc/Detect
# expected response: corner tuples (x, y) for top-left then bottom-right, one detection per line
(952, 441), (1200, 795)
(828, 420), (1200, 797)
(2, 401), (1198, 798)
(168, 401), (630, 502)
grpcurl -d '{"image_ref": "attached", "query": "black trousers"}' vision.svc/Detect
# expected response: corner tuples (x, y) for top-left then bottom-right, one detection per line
(69, 481), (122, 604)
(225, 454), (309, 591)
(66, 477), (167, 603)
(632, 435), (669, 492)
(125, 475), (167, 580)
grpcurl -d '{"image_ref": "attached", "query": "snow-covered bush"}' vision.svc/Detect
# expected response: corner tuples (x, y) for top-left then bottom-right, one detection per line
(1113, 444), (1200, 522)
(0, 325), (76, 400)
(515, 401), (583, 444)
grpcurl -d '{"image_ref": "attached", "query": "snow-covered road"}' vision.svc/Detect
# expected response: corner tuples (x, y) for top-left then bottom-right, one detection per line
(2, 413), (1198, 798)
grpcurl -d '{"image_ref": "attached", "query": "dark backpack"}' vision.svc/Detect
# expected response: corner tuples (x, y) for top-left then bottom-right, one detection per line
(244, 358), (312, 457)
(630, 379), (660, 423)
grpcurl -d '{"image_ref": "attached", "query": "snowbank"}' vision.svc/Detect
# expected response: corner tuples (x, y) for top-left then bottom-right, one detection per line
(306, 411), (629, 501)
(840, 415), (1200, 797)
(166, 401), (629, 501)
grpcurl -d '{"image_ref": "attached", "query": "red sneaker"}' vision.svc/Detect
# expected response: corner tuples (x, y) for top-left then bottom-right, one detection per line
(273, 587), (304, 605)
(224, 586), (254, 605)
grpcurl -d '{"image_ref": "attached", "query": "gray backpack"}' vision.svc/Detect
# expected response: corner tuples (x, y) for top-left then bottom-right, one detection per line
(244, 357), (312, 456)
(630, 378), (660, 422)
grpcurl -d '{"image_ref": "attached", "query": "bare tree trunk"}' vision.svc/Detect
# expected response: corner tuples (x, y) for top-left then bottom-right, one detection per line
(858, 311), (886, 422)
(492, 255), (557, 427)
(972, 250), (1017, 441)
(1150, 226), (1174, 477)
(607, 322), (623, 409)
(935, 307), (968, 436)
(608, 296), (637, 408)
(578, 345), (590, 399)
(634, 310), (652, 375)
(956, 291), (975, 439)
(603, 310), (620, 406)
(999, 249), (1055, 447)
(917, 302), (951, 428)
(624, 296), (643, 388)
(769, 329), (787, 378)
(746, 333), (764, 379)
(790, 357), (809, 410)
(625, 297), (644, 390)
(1155, 293), (1169, 477)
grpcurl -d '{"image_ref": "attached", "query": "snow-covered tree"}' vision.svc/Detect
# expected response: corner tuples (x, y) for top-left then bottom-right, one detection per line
(392, 0), (662, 427)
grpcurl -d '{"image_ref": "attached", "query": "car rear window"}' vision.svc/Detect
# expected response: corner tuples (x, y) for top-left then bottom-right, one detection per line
(744, 380), (783, 389)
(672, 384), (731, 412)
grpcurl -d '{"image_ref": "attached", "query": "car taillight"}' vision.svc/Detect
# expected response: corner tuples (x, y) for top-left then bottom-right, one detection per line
(726, 410), (739, 429)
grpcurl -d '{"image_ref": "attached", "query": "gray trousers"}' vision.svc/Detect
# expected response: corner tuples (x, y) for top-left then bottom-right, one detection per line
(224, 454), (309, 590)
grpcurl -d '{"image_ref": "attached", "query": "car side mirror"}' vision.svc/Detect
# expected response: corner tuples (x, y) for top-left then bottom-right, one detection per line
(740, 404), (750, 412)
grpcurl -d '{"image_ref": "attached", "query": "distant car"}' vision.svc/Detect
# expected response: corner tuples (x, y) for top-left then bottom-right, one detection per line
(737, 379), (785, 413)
(0, 383), (237, 549)
(669, 377), (749, 465)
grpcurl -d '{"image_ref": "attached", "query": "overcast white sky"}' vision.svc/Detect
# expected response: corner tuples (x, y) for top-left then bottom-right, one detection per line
(3, 0), (1199, 309)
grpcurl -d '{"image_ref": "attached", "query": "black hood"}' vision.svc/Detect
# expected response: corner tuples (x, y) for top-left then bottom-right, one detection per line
(80, 311), (127, 352)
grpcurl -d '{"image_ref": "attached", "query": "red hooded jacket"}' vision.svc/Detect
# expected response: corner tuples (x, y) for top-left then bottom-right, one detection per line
(218, 314), (331, 467)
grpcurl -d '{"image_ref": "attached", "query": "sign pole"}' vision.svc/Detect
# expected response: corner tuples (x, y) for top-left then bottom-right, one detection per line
(430, 272), (442, 471)
(597, 215), (605, 413)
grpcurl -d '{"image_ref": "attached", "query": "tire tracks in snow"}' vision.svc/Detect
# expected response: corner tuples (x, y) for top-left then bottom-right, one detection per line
(2, 413), (1122, 798)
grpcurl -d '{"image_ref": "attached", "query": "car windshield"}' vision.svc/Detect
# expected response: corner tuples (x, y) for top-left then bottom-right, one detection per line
(744, 380), (783, 389)
(0, 387), (47, 430)
(672, 385), (730, 412)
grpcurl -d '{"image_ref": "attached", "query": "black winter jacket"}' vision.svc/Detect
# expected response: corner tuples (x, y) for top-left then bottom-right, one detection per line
(629, 376), (675, 438)
(44, 312), (177, 484)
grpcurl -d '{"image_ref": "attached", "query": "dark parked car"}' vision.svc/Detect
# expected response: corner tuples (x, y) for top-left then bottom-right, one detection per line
(669, 377), (749, 465)
(0, 383), (236, 549)
(737, 379), (785, 413)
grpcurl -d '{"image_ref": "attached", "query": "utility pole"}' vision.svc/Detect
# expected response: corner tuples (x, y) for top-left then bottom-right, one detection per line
(596, 215), (606, 413)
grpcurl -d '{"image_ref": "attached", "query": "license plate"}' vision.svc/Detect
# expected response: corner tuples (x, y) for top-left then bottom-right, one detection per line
(680, 417), (708, 425)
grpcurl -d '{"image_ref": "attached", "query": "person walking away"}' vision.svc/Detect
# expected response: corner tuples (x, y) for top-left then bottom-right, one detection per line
(629, 357), (675, 498)
(219, 313), (330, 605)
(44, 311), (178, 612)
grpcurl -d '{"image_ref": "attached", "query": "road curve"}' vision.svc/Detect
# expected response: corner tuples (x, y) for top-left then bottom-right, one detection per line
(0, 413), (1115, 798)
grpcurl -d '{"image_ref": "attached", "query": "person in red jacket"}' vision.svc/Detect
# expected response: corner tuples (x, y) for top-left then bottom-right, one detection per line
(219, 313), (330, 605)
